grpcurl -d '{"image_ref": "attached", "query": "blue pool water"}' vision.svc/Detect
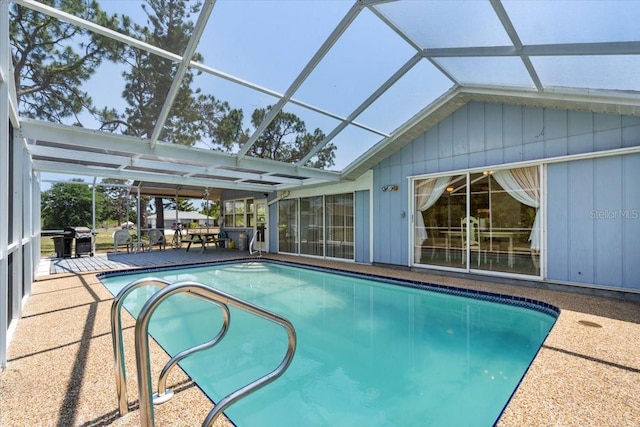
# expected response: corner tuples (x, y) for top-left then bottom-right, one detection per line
(100, 261), (557, 426)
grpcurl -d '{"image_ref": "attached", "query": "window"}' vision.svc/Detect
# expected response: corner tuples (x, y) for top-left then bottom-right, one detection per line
(414, 166), (540, 276)
(223, 198), (253, 228)
(300, 196), (323, 256)
(247, 199), (255, 227)
(278, 193), (354, 260)
(278, 199), (298, 254)
(325, 194), (354, 260)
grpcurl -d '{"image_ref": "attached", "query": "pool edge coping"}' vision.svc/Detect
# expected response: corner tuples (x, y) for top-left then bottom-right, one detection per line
(98, 257), (561, 319)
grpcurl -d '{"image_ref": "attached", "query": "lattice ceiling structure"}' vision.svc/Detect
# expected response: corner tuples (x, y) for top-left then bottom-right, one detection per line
(9, 0), (640, 196)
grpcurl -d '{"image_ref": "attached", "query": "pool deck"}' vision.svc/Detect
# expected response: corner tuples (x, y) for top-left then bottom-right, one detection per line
(2, 251), (640, 426)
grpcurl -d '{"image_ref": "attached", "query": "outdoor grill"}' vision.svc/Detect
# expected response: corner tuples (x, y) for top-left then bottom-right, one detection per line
(64, 226), (94, 257)
(51, 229), (74, 258)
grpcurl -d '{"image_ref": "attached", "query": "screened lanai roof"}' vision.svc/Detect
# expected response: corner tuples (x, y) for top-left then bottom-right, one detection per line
(9, 0), (640, 193)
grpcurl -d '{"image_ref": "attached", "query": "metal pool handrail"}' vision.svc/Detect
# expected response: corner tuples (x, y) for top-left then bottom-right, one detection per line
(134, 280), (297, 427)
(111, 277), (231, 416)
(153, 302), (230, 404)
(111, 277), (173, 416)
(249, 231), (258, 255)
(248, 231), (263, 256)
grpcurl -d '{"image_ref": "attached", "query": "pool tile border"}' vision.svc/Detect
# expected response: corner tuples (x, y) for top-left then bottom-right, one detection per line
(98, 257), (560, 319)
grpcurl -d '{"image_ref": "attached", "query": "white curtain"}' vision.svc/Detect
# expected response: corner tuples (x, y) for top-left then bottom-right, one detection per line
(414, 176), (451, 262)
(492, 166), (541, 250)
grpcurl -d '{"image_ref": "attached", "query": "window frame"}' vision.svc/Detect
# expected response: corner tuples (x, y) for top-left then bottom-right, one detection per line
(223, 197), (254, 229)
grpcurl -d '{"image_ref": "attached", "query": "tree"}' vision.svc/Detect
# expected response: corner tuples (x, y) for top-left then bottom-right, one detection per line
(12, 0), (338, 223)
(99, 178), (135, 226)
(10, 0), (127, 125)
(244, 106), (336, 169)
(162, 197), (196, 212)
(115, 0), (244, 229)
(200, 200), (220, 221)
(41, 180), (102, 229)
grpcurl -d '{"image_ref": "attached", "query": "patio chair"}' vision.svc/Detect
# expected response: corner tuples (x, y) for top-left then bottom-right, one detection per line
(113, 229), (133, 253)
(148, 228), (166, 251)
(461, 216), (486, 266)
(216, 230), (229, 248)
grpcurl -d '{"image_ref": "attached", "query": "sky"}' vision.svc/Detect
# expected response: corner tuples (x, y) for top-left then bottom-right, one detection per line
(33, 0), (640, 190)
(69, 0), (456, 163)
(41, 0), (453, 189)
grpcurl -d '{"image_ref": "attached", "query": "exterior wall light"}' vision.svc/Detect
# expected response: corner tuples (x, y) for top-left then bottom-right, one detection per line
(381, 185), (398, 192)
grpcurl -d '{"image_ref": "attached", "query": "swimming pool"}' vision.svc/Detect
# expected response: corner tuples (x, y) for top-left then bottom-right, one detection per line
(100, 260), (558, 426)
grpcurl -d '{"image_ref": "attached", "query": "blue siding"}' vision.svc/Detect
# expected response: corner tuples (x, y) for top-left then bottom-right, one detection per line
(594, 156), (623, 286)
(622, 116), (640, 146)
(372, 101), (640, 290)
(468, 102), (484, 152)
(485, 103), (503, 150)
(374, 165), (392, 264)
(355, 190), (370, 263)
(547, 154), (640, 289)
(545, 108), (567, 141)
(546, 164), (569, 281)
(503, 104), (523, 147)
(623, 154), (640, 288)
(452, 108), (469, 155)
(439, 116), (454, 157)
(522, 106), (544, 144)
(567, 161), (595, 284)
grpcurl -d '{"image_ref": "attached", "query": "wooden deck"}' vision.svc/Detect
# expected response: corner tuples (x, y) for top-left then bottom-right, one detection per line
(38, 247), (252, 276)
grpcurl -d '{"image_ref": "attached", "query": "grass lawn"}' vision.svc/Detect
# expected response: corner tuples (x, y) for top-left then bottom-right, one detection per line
(41, 228), (146, 256)
(40, 228), (217, 257)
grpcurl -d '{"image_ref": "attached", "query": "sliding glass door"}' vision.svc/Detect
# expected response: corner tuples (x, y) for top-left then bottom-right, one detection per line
(278, 199), (298, 254)
(414, 174), (467, 268)
(325, 194), (354, 260)
(278, 193), (354, 260)
(414, 166), (540, 276)
(300, 196), (323, 256)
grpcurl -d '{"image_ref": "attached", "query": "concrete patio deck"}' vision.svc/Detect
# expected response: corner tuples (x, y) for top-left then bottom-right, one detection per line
(3, 252), (640, 426)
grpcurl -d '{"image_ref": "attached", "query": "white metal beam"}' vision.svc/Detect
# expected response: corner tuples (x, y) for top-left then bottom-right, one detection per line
(190, 57), (387, 137)
(368, 3), (460, 86)
(459, 84), (640, 110)
(342, 85), (462, 178)
(15, 0), (180, 62)
(490, 0), (543, 91)
(31, 160), (278, 192)
(19, 119), (341, 182)
(0, 0), (10, 369)
(236, 1), (365, 158)
(415, 41), (640, 59)
(149, 0), (216, 149)
(297, 52), (421, 166)
(16, 0), (387, 142)
(28, 144), (308, 185)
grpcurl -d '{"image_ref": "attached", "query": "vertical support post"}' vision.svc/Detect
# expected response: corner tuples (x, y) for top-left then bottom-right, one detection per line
(137, 187), (141, 245)
(0, 0), (11, 369)
(92, 177), (97, 254)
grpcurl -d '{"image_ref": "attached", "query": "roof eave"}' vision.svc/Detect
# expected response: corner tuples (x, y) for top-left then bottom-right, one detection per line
(341, 85), (640, 180)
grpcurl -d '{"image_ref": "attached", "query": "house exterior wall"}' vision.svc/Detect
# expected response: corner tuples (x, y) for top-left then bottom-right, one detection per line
(1, 119), (39, 368)
(373, 101), (640, 290)
(265, 171), (373, 262)
(354, 190), (370, 264)
(220, 189), (271, 250)
(547, 154), (640, 290)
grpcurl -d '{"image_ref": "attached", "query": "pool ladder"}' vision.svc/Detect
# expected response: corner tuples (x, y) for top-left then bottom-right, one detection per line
(249, 232), (262, 256)
(111, 278), (297, 427)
